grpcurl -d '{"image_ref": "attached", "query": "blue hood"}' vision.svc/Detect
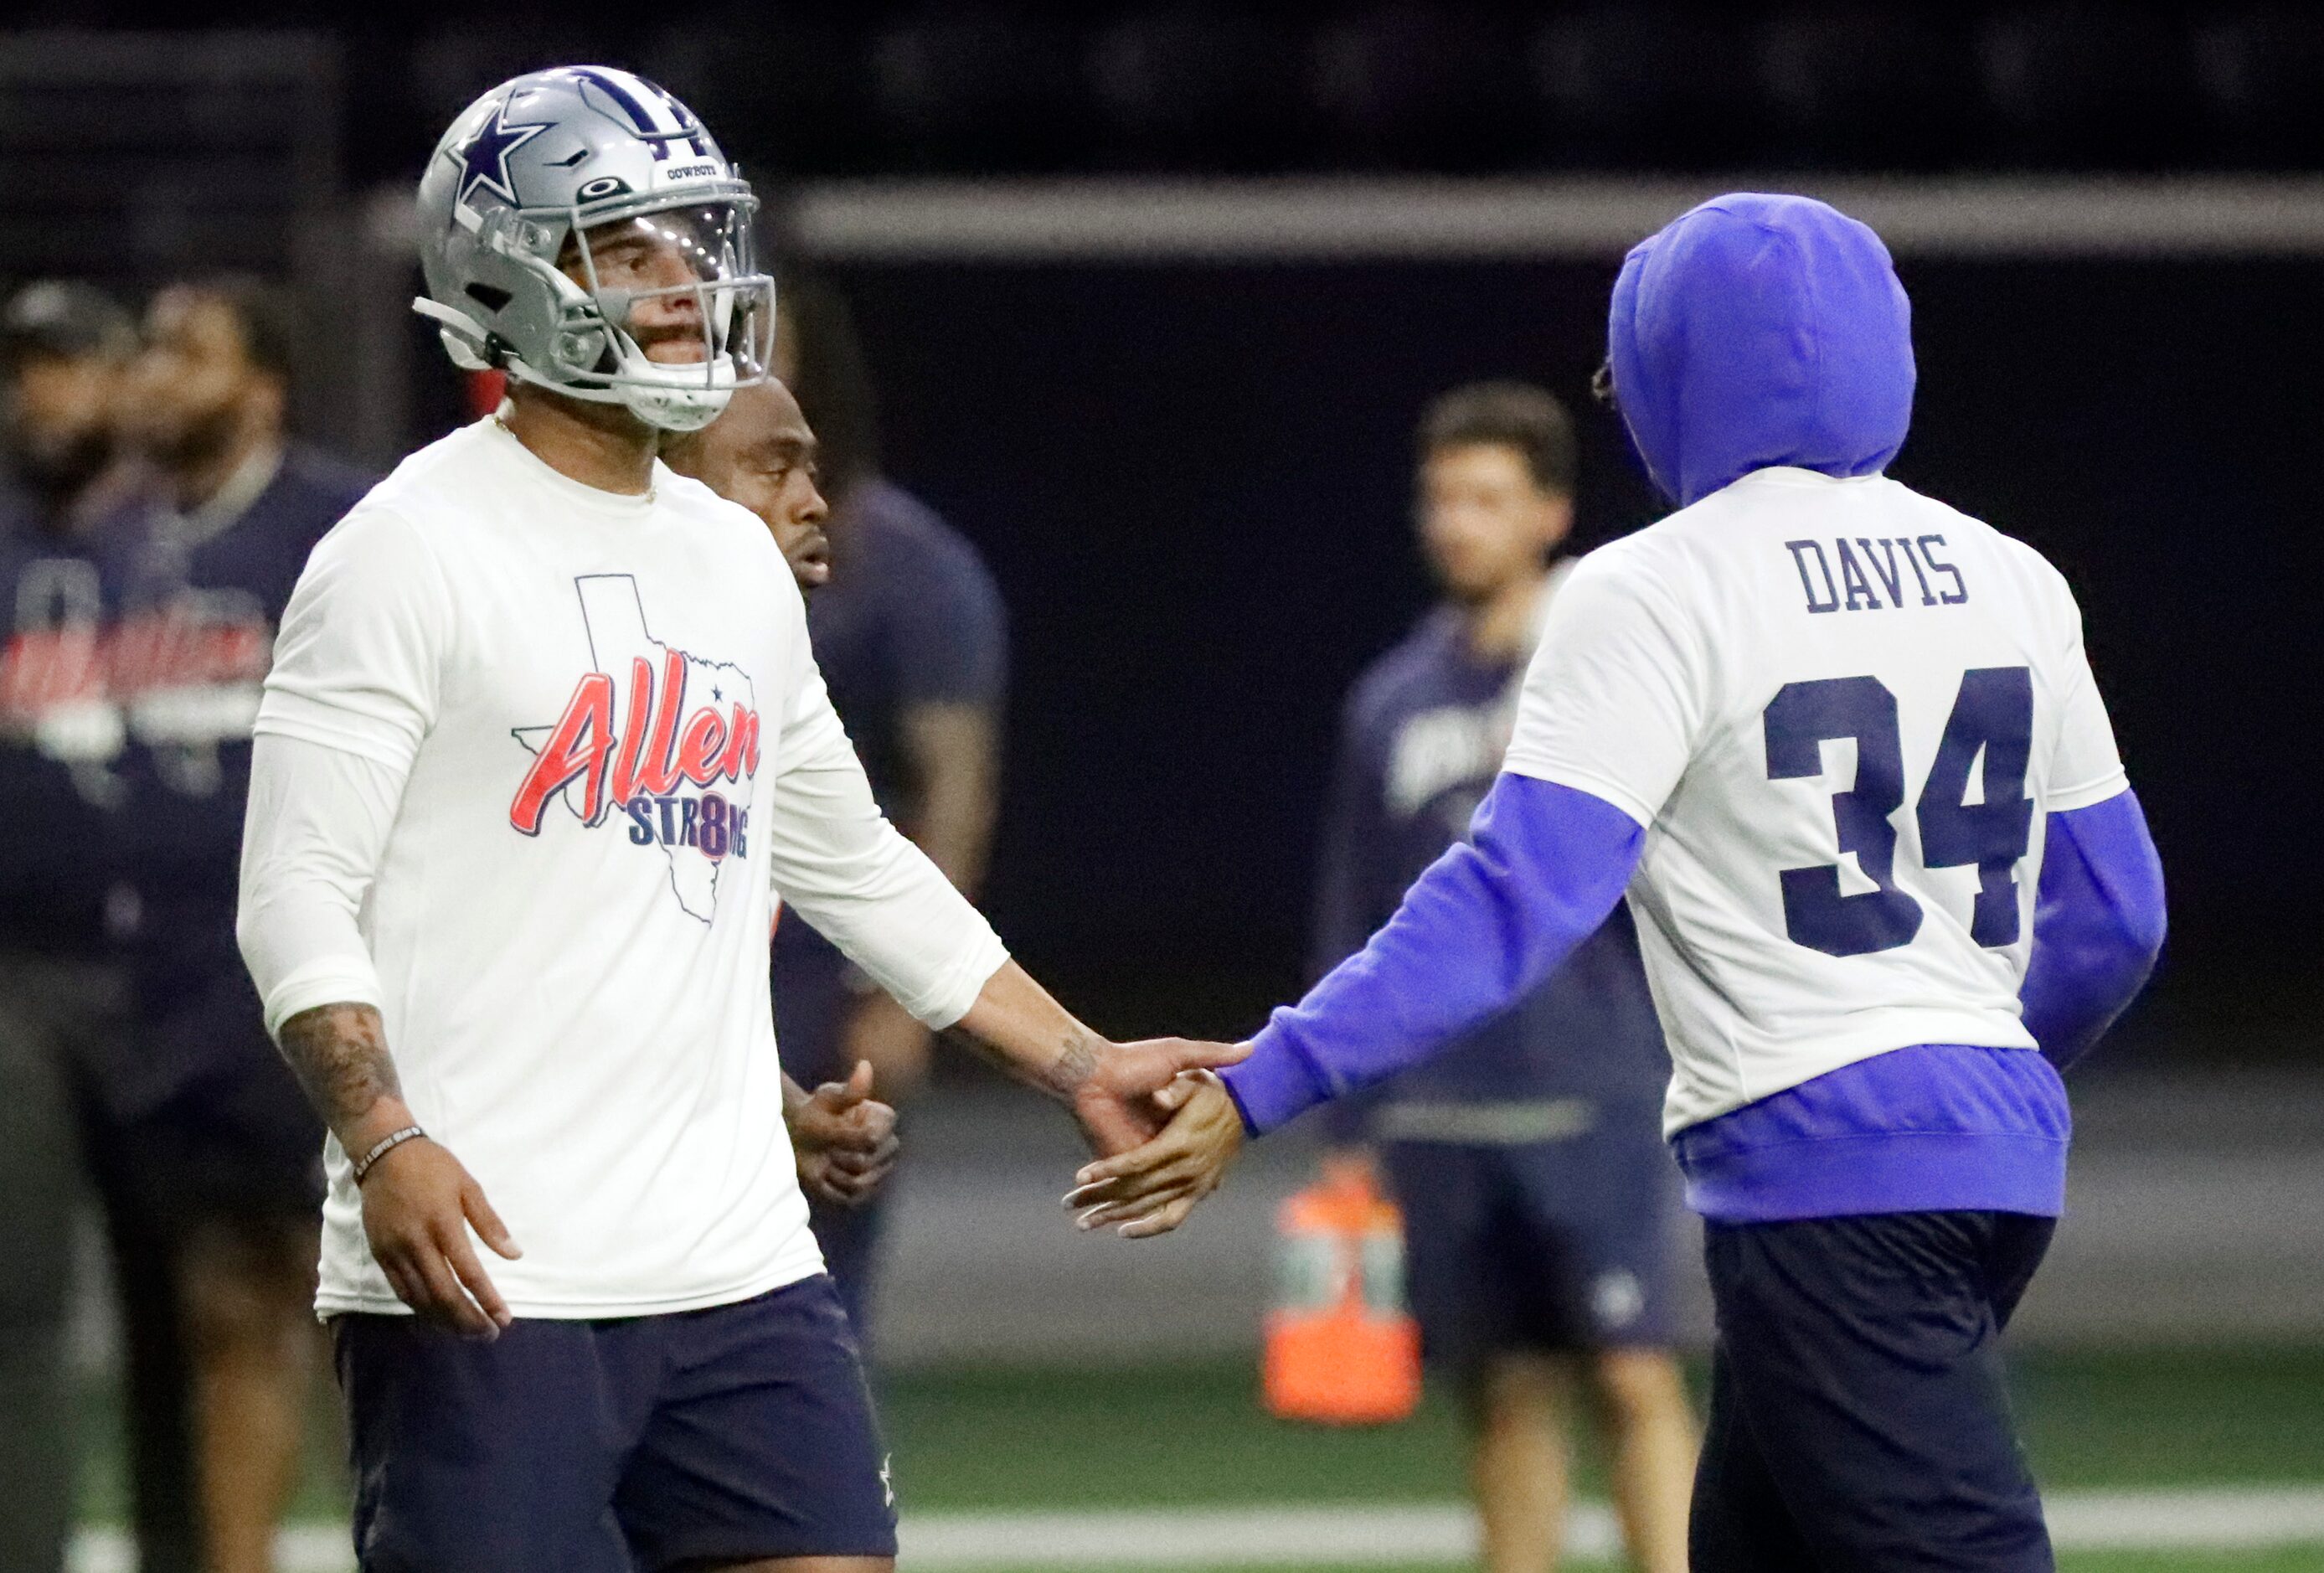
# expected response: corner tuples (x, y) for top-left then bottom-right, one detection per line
(1608, 193), (1914, 507)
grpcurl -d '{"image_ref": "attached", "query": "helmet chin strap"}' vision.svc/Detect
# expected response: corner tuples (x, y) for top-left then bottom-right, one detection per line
(411, 297), (498, 372)
(626, 385), (732, 433)
(614, 352), (737, 431)
(491, 341), (737, 432)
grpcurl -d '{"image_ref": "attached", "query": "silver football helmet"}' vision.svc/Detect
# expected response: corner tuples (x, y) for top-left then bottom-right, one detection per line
(413, 66), (773, 432)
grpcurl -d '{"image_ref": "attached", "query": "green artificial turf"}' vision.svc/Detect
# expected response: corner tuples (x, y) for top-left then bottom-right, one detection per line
(2013, 1346), (2324, 1489)
(872, 1346), (2324, 1512)
(74, 1342), (2324, 1573)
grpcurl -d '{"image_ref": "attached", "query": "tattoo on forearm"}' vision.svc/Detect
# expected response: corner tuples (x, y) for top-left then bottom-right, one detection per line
(1039, 1032), (1102, 1099)
(276, 1002), (404, 1136)
(937, 1021), (1103, 1102)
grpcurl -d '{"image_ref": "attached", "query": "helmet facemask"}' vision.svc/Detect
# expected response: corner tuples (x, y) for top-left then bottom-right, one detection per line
(498, 198), (773, 433)
(414, 68), (778, 431)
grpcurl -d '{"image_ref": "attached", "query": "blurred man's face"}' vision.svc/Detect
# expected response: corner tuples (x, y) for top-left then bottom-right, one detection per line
(1416, 442), (1572, 605)
(3, 348), (121, 493)
(121, 291), (280, 469)
(665, 380), (832, 588)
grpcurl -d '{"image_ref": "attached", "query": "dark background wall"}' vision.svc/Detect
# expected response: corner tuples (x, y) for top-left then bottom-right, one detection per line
(686, 255), (2323, 1059)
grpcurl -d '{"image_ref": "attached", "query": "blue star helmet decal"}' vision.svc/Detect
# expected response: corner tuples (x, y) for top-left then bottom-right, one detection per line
(454, 98), (554, 209)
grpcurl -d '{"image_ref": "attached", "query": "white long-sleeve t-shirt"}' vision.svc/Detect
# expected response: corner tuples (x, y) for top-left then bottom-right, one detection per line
(237, 417), (1008, 1318)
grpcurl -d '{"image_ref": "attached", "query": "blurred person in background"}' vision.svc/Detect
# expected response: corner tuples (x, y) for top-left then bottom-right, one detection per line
(664, 378), (832, 593)
(1312, 383), (1693, 1573)
(662, 374), (926, 1210)
(0, 278), (205, 1573)
(763, 271), (1007, 1346)
(2, 281), (139, 528)
(100, 276), (372, 1573)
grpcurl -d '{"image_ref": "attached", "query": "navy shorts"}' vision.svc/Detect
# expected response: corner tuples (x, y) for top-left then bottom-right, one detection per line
(1692, 1209), (2056, 1573)
(333, 1274), (896, 1572)
(1382, 1118), (1679, 1377)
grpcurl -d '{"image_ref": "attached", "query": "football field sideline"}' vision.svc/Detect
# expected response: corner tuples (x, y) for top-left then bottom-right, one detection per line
(68, 1484), (2324, 1570)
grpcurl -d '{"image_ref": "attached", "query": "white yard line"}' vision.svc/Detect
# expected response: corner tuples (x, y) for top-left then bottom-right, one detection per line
(69, 1485), (2324, 1571)
(902, 1503), (1513, 1566)
(2047, 1487), (2324, 1550)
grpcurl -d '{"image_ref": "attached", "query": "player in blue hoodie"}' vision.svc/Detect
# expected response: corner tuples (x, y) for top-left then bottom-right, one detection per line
(1073, 194), (2167, 1570)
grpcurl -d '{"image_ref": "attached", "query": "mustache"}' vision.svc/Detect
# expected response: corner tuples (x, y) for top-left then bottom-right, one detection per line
(626, 321), (707, 348)
(592, 287), (708, 343)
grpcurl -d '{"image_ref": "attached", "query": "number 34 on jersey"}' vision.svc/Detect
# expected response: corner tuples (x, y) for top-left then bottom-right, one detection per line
(1765, 666), (2033, 958)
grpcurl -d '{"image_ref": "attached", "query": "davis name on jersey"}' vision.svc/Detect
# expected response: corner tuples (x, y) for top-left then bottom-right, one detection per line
(1785, 533), (1970, 613)
(1502, 194), (2127, 1134)
(1508, 472), (2124, 1132)
(512, 574), (760, 922)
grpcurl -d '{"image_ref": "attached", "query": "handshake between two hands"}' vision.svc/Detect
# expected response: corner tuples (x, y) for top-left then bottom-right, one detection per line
(358, 1034), (1257, 1342)
(790, 1036), (1255, 1239)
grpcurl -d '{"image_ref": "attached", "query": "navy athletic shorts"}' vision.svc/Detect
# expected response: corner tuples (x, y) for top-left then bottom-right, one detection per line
(1382, 1114), (1679, 1376)
(333, 1273), (896, 1572)
(1692, 1209), (2056, 1573)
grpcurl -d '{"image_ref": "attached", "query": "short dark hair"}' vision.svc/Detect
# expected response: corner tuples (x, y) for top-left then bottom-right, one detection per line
(1418, 380), (1578, 497)
(776, 268), (880, 502)
(2, 279), (135, 365)
(163, 275), (299, 383)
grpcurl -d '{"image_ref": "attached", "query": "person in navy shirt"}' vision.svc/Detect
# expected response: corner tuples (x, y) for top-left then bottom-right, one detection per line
(1315, 383), (1693, 1573)
(768, 273), (1008, 1348)
(0, 278), (194, 1573)
(96, 277), (371, 1573)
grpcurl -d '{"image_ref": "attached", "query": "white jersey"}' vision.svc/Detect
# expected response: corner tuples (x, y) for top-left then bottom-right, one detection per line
(1503, 467), (2126, 1136)
(249, 419), (1007, 1317)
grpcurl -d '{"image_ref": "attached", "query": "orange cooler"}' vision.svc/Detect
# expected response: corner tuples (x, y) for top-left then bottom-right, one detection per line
(1262, 1163), (1422, 1425)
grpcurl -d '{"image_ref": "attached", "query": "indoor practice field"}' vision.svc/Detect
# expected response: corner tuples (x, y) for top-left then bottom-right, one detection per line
(70, 1349), (2324, 1570)
(12, 11), (2324, 1573)
(68, 1072), (2324, 1570)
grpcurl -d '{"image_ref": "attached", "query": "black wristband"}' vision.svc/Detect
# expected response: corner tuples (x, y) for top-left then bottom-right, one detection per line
(351, 1125), (427, 1184)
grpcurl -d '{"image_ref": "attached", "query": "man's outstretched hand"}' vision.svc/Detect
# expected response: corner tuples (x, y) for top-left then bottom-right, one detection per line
(359, 1135), (521, 1338)
(789, 1061), (901, 1209)
(1064, 1070), (1247, 1237)
(1069, 1037), (1251, 1156)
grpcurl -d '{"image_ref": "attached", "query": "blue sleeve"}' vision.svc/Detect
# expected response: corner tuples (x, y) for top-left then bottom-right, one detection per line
(2019, 787), (2167, 1071)
(889, 536), (1007, 709)
(1221, 772), (1644, 1135)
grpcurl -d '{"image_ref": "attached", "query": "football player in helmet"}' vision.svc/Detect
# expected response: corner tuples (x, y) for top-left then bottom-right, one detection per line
(240, 67), (1239, 1572)
(412, 65), (773, 436)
